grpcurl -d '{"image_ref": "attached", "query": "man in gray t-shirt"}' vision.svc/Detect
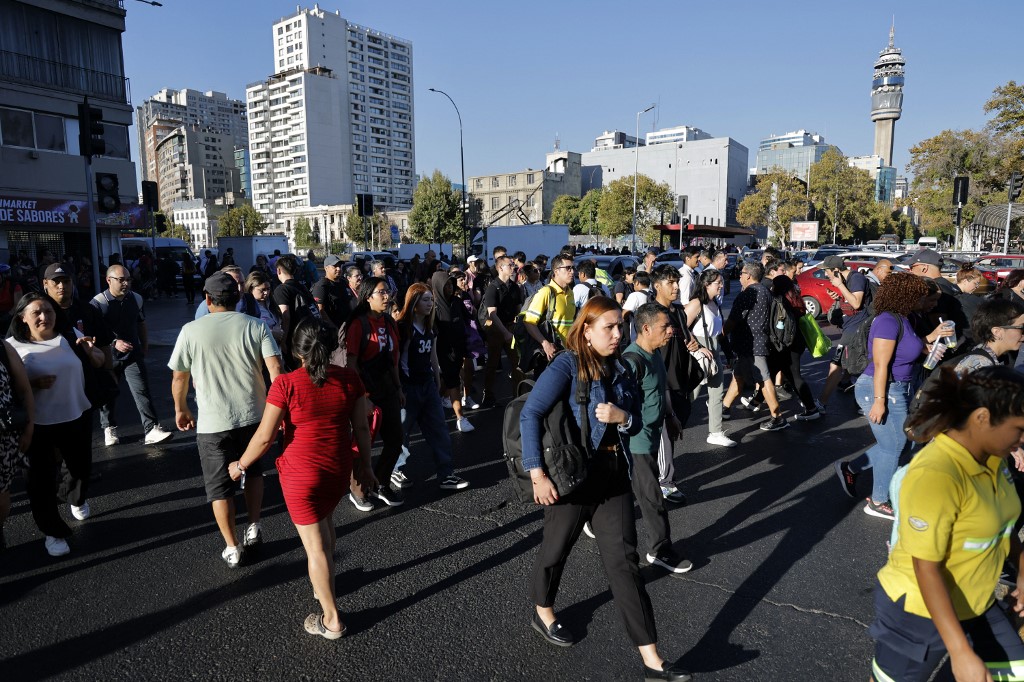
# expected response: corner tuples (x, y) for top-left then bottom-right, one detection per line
(169, 272), (282, 568)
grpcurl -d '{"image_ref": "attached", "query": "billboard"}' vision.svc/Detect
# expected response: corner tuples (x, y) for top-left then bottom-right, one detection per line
(790, 221), (819, 242)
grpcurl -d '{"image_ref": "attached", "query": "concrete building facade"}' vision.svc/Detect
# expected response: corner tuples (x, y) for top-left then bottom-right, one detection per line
(468, 151), (582, 227)
(848, 154), (896, 205)
(170, 198), (225, 251)
(247, 5), (415, 239)
(154, 126), (240, 211)
(755, 130), (840, 183)
(581, 127), (749, 228)
(0, 0), (137, 265)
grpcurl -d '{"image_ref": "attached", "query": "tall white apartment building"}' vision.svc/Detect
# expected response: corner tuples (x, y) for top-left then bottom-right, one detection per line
(135, 89), (248, 190)
(246, 5), (415, 236)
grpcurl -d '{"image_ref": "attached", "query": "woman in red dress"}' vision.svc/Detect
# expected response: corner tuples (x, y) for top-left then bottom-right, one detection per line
(231, 319), (375, 639)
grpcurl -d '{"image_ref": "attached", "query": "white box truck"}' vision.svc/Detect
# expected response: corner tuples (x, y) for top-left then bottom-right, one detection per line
(476, 225), (571, 265)
(216, 235), (290, 275)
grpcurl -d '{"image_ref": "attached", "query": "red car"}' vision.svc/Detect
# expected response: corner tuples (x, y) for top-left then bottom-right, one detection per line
(795, 266), (842, 318)
(974, 254), (1024, 285)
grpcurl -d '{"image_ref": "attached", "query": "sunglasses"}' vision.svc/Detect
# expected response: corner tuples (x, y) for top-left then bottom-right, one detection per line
(1000, 325), (1024, 331)
(109, 276), (132, 283)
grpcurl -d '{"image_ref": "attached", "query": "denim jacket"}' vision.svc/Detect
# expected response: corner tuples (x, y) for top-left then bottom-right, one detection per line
(519, 352), (642, 476)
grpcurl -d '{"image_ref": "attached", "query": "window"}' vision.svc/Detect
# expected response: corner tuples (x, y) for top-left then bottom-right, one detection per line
(526, 173), (535, 184)
(491, 197), (500, 210)
(507, 175), (517, 187)
(475, 179), (483, 189)
(0, 108), (35, 147)
(491, 177), (500, 188)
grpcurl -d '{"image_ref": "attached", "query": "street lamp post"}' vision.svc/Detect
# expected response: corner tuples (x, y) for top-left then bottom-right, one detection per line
(428, 88), (467, 258)
(632, 104), (655, 254)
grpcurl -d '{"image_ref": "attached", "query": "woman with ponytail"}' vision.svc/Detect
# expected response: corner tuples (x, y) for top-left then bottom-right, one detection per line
(232, 318), (375, 640)
(868, 366), (1024, 682)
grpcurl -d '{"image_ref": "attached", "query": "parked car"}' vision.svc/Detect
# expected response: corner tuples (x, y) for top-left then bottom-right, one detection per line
(974, 254), (1024, 285)
(804, 247), (850, 266)
(795, 266), (842, 318)
(573, 254), (640, 283)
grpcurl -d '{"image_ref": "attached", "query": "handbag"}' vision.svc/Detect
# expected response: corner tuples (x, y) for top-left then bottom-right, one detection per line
(798, 313), (832, 359)
(542, 369), (593, 497)
(0, 343), (29, 434)
(693, 306), (719, 386)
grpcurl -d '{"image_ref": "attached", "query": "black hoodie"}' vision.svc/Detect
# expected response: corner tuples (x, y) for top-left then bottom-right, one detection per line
(431, 270), (466, 363)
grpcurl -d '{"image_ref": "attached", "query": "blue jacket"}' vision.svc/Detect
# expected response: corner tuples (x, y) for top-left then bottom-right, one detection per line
(519, 352), (642, 475)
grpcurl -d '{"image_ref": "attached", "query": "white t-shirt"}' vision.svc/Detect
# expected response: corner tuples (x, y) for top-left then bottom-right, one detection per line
(9, 331), (90, 425)
(622, 290), (653, 342)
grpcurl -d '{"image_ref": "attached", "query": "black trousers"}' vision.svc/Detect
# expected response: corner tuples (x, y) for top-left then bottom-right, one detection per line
(529, 451), (658, 647)
(351, 380), (404, 498)
(630, 451), (671, 557)
(27, 412), (93, 538)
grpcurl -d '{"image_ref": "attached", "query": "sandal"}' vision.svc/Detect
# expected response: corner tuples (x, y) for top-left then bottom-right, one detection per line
(303, 613), (345, 640)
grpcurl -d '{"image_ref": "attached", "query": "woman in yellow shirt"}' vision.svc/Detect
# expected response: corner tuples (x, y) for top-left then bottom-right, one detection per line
(870, 365), (1024, 682)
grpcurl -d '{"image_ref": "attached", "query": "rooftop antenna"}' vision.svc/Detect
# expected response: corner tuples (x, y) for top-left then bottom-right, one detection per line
(553, 132), (560, 150)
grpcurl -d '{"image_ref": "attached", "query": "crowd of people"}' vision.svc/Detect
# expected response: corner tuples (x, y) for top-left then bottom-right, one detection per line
(5, 239), (1024, 681)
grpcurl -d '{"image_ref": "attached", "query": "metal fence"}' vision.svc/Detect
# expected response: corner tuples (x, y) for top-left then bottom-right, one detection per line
(0, 50), (130, 104)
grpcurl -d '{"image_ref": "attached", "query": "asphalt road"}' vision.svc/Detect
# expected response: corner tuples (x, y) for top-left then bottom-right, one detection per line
(1, 293), (893, 681)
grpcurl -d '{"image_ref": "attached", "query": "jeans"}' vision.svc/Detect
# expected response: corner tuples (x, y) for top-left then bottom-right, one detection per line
(693, 335), (725, 434)
(394, 379), (455, 478)
(100, 354), (159, 432)
(850, 374), (911, 503)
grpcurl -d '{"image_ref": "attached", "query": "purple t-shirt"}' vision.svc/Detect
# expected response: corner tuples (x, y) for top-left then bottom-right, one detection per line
(864, 312), (923, 382)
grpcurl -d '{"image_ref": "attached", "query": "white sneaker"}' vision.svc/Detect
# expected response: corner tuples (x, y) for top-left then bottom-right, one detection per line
(144, 425), (173, 445)
(243, 522), (262, 548)
(221, 545), (242, 568)
(45, 535), (70, 557)
(706, 432), (738, 448)
(582, 522), (596, 539)
(104, 426), (120, 446)
(463, 394), (480, 410)
(441, 397), (452, 409)
(70, 501), (91, 520)
(456, 417), (475, 432)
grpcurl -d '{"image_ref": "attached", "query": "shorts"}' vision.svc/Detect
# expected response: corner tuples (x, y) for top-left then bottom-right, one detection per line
(869, 581), (1024, 682)
(733, 355), (770, 386)
(197, 423), (263, 502)
(438, 356), (463, 390)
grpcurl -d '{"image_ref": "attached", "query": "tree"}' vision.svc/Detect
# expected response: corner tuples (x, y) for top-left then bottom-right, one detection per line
(343, 209), (393, 250)
(166, 220), (191, 244)
(807, 148), (876, 243)
(218, 204), (268, 237)
(293, 217), (318, 248)
(549, 195), (583, 234)
(597, 175), (673, 244)
(408, 169), (463, 243)
(578, 188), (604, 238)
(736, 169), (808, 247)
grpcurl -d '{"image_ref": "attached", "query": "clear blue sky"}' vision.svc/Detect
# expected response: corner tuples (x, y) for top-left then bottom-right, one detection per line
(123, 0), (1022, 185)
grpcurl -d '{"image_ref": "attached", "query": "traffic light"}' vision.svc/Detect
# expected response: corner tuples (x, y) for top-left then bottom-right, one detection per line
(154, 214), (167, 233)
(1010, 172), (1023, 203)
(141, 181), (159, 212)
(77, 101), (105, 159)
(95, 172), (120, 213)
(952, 176), (969, 205)
(356, 193), (374, 217)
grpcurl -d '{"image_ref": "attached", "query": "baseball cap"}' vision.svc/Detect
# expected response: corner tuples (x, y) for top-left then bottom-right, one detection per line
(906, 249), (942, 267)
(467, 255), (480, 263)
(820, 255), (848, 271)
(44, 263), (72, 280)
(203, 271), (237, 297)
(324, 254), (341, 267)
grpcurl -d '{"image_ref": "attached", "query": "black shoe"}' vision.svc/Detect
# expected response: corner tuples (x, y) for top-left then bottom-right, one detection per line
(759, 415), (790, 432)
(834, 461), (857, 498)
(531, 612), (574, 647)
(372, 485), (405, 507)
(644, 661), (693, 682)
(479, 394), (497, 409)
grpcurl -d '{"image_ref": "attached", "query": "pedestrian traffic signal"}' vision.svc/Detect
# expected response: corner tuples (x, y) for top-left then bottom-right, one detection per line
(154, 214), (167, 233)
(952, 176), (969, 205)
(1010, 172), (1023, 203)
(141, 180), (159, 212)
(95, 172), (120, 213)
(77, 102), (105, 159)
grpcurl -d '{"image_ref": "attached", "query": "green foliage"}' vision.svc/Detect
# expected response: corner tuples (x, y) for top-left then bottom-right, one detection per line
(166, 220), (191, 244)
(808, 149), (876, 243)
(344, 209), (392, 250)
(293, 217), (319, 248)
(597, 175), (673, 243)
(218, 204), (267, 237)
(549, 195), (583, 234)
(736, 169), (809, 247)
(408, 170), (463, 243)
(579, 188), (604, 236)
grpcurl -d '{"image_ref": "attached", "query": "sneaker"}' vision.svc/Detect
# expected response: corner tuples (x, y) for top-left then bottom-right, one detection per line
(441, 397), (452, 409)
(221, 545), (242, 568)
(349, 492), (373, 512)
(439, 475), (470, 490)
(856, 406), (865, 417)
(739, 396), (762, 412)
(463, 394), (480, 410)
(70, 501), (91, 520)
(103, 426), (120, 446)
(795, 407), (821, 421)
(759, 415), (790, 432)
(646, 552), (694, 574)
(814, 399), (827, 415)
(582, 521), (596, 539)
(864, 499), (895, 520)
(706, 432), (738, 448)
(372, 485), (405, 507)
(44, 535), (70, 557)
(480, 393), (497, 409)
(144, 425), (173, 445)
(834, 461), (857, 498)
(456, 417), (475, 432)
(243, 522), (263, 548)
(391, 470), (412, 489)
(721, 406), (732, 421)
(661, 485), (688, 505)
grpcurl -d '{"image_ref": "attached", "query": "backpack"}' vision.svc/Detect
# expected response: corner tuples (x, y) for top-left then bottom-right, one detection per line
(503, 354), (592, 504)
(843, 311), (905, 376)
(907, 348), (992, 423)
(767, 295), (797, 352)
(510, 284), (561, 374)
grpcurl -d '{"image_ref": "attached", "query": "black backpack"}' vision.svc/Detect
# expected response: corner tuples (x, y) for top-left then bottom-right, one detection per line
(767, 295), (797, 352)
(907, 349), (993, 422)
(843, 311), (904, 376)
(503, 358), (591, 504)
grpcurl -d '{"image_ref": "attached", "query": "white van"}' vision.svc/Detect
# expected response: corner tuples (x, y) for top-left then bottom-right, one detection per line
(917, 237), (939, 250)
(120, 237), (197, 285)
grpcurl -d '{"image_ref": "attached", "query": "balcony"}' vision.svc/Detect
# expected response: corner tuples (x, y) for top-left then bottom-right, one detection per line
(0, 50), (130, 104)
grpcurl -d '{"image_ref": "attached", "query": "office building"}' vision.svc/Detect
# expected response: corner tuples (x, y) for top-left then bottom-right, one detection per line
(871, 25), (905, 166)
(468, 151), (582, 227)
(755, 130), (840, 183)
(592, 130), (643, 151)
(0, 0), (137, 263)
(246, 5), (415, 237)
(849, 154), (896, 204)
(154, 126), (240, 211)
(170, 198), (227, 251)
